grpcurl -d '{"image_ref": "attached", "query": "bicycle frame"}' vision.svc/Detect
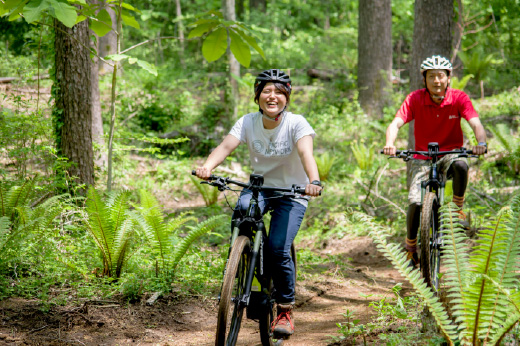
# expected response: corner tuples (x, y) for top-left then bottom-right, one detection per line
(420, 142), (446, 206)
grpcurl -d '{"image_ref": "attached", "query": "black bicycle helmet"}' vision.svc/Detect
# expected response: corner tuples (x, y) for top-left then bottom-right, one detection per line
(254, 69), (292, 95)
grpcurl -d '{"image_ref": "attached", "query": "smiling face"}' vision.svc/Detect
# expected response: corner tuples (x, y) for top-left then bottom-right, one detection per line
(258, 82), (288, 118)
(424, 69), (450, 102)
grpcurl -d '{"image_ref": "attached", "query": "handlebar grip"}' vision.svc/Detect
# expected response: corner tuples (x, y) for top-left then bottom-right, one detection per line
(191, 170), (196, 175)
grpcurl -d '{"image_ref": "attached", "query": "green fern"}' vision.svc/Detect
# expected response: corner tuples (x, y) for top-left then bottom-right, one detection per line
(350, 140), (374, 171)
(450, 74), (474, 91)
(361, 196), (520, 345)
(85, 187), (135, 278)
(189, 175), (219, 206)
(315, 151), (336, 181)
(358, 211), (458, 342)
(135, 189), (224, 275)
(170, 214), (226, 272)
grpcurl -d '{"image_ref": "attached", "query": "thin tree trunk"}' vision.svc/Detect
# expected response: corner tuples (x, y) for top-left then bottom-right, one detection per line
(90, 0), (107, 170)
(54, 17), (94, 190)
(99, 0), (117, 75)
(223, 0), (240, 120)
(175, 0), (185, 66)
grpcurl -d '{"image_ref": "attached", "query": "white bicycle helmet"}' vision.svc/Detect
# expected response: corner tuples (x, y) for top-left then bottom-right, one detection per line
(420, 55), (452, 76)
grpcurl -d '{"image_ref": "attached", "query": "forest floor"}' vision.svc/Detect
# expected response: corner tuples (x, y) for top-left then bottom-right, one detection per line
(0, 234), (418, 346)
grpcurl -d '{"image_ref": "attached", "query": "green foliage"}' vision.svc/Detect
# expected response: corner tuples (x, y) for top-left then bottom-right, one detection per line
(363, 196), (520, 345)
(189, 175), (220, 206)
(450, 74), (474, 91)
(351, 140), (375, 171)
(188, 10), (265, 67)
(85, 187), (136, 278)
(315, 151), (336, 182)
(135, 189), (226, 275)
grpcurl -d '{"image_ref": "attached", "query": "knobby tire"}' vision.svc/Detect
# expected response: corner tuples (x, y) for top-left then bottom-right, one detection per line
(215, 235), (251, 346)
(420, 192), (441, 291)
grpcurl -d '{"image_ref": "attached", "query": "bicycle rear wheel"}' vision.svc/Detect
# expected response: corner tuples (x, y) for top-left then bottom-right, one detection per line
(215, 235), (251, 346)
(420, 192), (441, 290)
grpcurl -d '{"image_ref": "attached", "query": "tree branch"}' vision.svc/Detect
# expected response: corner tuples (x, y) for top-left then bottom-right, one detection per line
(120, 36), (184, 54)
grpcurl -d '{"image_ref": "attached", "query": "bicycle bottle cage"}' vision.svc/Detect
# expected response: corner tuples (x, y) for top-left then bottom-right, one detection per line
(249, 174), (264, 186)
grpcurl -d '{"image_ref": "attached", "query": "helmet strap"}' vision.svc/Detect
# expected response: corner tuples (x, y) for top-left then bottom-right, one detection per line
(260, 108), (286, 122)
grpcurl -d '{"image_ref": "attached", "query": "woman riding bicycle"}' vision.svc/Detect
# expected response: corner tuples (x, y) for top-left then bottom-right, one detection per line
(382, 55), (487, 268)
(195, 69), (322, 338)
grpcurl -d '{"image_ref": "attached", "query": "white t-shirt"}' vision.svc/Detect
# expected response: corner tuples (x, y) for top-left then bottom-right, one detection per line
(229, 111), (315, 205)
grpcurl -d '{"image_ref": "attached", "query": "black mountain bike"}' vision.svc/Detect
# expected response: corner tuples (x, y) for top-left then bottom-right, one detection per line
(383, 142), (481, 290)
(192, 171), (305, 346)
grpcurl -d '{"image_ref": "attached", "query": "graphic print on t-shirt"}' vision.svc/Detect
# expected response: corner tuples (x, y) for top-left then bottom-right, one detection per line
(265, 140), (291, 156)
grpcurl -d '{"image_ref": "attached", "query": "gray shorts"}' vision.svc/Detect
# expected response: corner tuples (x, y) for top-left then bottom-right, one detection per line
(408, 154), (468, 204)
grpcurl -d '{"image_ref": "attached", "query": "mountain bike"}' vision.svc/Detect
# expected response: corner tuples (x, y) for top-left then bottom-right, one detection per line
(192, 171), (306, 346)
(382, 142), (481, 290)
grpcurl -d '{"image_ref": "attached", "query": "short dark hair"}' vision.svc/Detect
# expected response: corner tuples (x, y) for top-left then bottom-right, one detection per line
(254, 82), (291, 105)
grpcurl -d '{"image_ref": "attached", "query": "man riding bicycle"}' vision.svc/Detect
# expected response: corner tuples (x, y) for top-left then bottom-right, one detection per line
(383, 55), (487, 268)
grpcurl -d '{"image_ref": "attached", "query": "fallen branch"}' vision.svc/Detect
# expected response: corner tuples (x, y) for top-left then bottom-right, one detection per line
(353, 176), (406, 216)
(469, 187), (503, 205)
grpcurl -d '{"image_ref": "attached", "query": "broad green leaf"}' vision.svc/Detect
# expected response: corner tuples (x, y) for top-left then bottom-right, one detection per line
(206, 9), (223, 18)
(128, 57), (137, 64)
(23, 0), (47, 23)
(136, 59), (157, 76)
(189, 18), (220, 27)
(202, 26), (227, 63)
(75, 14), (86, 23)
(68, 0), (86, 4)
(121, 2), (140, 13)
(229, 30), (251, 68)
(1, 0), (25, 16)
(48, 0), (77, 28)
(188, 22), (219, 39)
(232, 27), (265, 60)
(105, 54), (128, 61)
(121, 10), (139, 29)
(90, 8), (112, 37)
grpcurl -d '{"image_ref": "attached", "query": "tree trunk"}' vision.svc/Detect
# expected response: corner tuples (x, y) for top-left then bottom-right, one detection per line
(236, 0), (244, 20)
(54, 18), (94, 189)
(407, 0), (453, 185)
(175, 0), (185, 59)
(223, 0), (240, 120)
(357, 0), (392, 119)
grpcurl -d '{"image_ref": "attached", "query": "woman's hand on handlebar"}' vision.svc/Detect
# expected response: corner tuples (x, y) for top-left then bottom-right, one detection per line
(305, 183), (322, 197)
(194, 166), (212, 180)
(383, 145), (397, 156)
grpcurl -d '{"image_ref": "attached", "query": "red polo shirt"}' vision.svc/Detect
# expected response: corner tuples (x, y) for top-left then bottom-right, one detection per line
(396, 88), (479, 159)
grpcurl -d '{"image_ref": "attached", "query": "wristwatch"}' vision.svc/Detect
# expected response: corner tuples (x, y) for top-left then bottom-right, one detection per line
(311, 180), (322, 187)
(478, 142), (487, 147)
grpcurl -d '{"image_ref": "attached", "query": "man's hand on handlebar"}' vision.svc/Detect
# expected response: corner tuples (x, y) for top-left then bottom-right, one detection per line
(195, 166), (212, 180)
(383, 145), (397, 156)
(472, 144), (487, 156)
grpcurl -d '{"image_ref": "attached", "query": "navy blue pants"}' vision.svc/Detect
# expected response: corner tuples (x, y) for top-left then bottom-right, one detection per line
(232, 190), (307, 303)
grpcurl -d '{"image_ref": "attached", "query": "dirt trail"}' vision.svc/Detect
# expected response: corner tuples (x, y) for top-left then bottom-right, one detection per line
(0, 236), (409, 345)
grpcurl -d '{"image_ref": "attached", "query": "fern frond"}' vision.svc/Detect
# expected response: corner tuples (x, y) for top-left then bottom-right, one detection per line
(138, 189), (169, 266)
(167, 212), (197, 239)
(0, 216), (11, 252)
(85, 187), (114, 276)
(438, 203), (472, 341)
(170, 214), (226, 272)
(357, 211), (458, 342)
(489, 124), (513, 153)
(189, 175), (219, 206)
(113, 215), (135, 278)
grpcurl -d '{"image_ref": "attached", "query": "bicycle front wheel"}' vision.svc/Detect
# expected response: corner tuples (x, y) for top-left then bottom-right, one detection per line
(420, 192), (441, 290)
(215, 235), (251, 346)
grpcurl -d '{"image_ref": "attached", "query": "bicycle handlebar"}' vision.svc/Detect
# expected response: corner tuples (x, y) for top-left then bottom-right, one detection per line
(379, 146), (486, 160)
(191, 170), (316, 196)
